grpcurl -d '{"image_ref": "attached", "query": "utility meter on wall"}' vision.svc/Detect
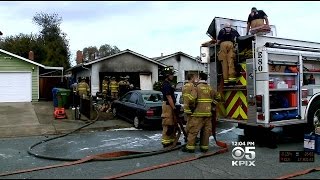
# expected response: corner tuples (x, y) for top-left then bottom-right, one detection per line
(200, 46), (210, 63)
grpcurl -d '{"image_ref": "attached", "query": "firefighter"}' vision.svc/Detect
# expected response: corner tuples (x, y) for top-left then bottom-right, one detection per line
(182, 72), (220, 153)
(118, 76), (126, 97)
(124, 75), (132, 93)
(246, 7), (269, 35)
(182, 73), (198, 137)
(217, 22), (240, 84)
(70, 77), (79, 107)
(102, 76), (109, 99)
(109, 77), (119, 99)
(161, 71), (181, 148)
(77, 77), (90, 99)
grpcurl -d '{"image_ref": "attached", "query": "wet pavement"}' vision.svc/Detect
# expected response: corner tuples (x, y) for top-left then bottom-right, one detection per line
(0, 123), (319, 179)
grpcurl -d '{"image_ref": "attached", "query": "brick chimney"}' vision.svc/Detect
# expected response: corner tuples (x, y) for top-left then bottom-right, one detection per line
(76, 50), (83, 64)
(29, 51), (34, 61)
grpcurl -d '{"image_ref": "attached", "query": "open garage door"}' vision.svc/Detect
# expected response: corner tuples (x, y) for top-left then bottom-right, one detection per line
(139, 74), (152, 90)
(0, 72), (32, 102)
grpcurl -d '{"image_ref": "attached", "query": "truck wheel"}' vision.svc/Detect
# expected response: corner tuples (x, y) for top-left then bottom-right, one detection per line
(306, 99), (320, 133)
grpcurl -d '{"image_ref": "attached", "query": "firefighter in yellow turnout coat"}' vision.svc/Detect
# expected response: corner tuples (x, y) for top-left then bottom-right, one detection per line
(109, 77), (119, 99)
(102, 76), (109, 98)
(183, 72), (220, 153)
(182, 73), (197, 135)
(77, 77), (90, 98)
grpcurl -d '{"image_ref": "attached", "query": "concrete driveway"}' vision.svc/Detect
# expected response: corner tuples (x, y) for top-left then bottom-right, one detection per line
(0, 101), (133, 138)
(0, 102), (56, 138)
(0, 102), (39, 126)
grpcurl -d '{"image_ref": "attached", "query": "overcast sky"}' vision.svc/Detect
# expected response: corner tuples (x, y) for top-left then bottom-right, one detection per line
(0, 1), (319, 66)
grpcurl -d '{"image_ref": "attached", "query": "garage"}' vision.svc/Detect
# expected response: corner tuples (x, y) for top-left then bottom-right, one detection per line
(0, 72), (32, 102)
(68, 49), (167, 95)
(0, 49), (64, 102)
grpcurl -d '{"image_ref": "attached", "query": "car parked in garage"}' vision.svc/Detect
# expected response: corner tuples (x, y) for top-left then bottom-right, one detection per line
(111, 90), (164, 129)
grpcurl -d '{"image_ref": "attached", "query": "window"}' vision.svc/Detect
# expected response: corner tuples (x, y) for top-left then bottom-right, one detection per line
(121, 92), (132, 102)
(142, 93), (163, 103)
(129, 93), (139, 104)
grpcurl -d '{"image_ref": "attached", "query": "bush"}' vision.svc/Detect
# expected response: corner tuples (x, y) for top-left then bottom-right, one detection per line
(153, 81), (163, 91)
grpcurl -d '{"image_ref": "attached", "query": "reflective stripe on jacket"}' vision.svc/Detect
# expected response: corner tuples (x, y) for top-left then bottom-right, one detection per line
(109, 81), (119, 93)
(190, 82), (215, 117)
(77, 82), (90, 96)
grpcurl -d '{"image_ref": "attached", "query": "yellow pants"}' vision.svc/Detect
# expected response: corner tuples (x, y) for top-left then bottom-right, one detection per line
(185, 114), (192, 134)
(186, 117), (212, 151)
(251, 19), (265, 29)
(218, 41), (236, 81)
(161, 102), (178, 145)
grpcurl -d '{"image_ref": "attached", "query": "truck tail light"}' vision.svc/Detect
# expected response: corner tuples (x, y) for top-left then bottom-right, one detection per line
(256, 95), (263, 112)
(257, 113), (265, 121)
(302, 89), (308, 99)
(302, 99), (309, 106)
(146, 109), (155, 117)
(302, 89), (308, 106)
(256, 95), (265, 121)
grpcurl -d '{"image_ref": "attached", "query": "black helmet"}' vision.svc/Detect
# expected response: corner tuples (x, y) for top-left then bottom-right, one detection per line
(81, 77), (86, 80)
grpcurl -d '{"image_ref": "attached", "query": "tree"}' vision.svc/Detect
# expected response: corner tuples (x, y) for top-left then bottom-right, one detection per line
(33, 12), (71, 69)
(83, 46), (98, 61)
(0, 12), (71, 69)
(98, 44), (120, 58)
(82, 44), (120, 61)
(0, 33), (45, 64)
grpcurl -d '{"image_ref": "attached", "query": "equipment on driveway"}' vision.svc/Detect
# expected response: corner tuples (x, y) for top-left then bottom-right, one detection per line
(54, 107), (67, 119)
(52, 88), (71, 119)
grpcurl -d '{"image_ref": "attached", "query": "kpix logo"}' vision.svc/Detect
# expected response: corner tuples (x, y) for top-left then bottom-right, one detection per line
(231, 144), (256, 166)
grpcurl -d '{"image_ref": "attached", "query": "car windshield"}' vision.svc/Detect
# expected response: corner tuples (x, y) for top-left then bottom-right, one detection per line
(142, 93), (163, 103)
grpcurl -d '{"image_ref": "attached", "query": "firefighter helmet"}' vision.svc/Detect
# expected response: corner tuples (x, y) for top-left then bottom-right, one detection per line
(163, 66), (174, 78)
(111, 76), (116, 80)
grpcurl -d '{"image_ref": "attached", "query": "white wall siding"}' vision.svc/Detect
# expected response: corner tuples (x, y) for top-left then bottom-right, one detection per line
(160, 56), (205, 82)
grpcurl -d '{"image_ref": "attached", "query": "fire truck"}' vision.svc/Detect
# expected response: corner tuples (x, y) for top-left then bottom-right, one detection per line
(201, 17), (320, 135)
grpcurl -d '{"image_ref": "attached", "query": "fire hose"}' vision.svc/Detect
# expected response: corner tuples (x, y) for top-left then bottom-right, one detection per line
(2, 102), (314, 179)
(0, 103), (229, 178)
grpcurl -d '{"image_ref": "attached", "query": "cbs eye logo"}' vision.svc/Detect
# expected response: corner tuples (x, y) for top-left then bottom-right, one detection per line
(232, 147), (256, 160)
(232, 147), (245, 160)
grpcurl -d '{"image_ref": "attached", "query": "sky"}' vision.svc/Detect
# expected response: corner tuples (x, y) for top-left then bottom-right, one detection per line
(0, 1), (320, 67)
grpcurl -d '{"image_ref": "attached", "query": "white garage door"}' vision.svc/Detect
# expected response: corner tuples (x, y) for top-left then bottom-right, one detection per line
(0, 72), (32, 102)
(139, 74), (152, 90)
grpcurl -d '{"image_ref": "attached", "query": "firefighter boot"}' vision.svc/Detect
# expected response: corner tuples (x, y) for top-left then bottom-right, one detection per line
(163, 141), (182, 148)
(200, 148), (208, 153)
(181, 146), (195, 153)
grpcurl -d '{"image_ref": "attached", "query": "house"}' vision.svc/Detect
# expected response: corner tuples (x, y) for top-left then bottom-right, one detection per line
(0, 49), (63, 103)
(66, 49), (167, 96)
(153, 52), (206, 82)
